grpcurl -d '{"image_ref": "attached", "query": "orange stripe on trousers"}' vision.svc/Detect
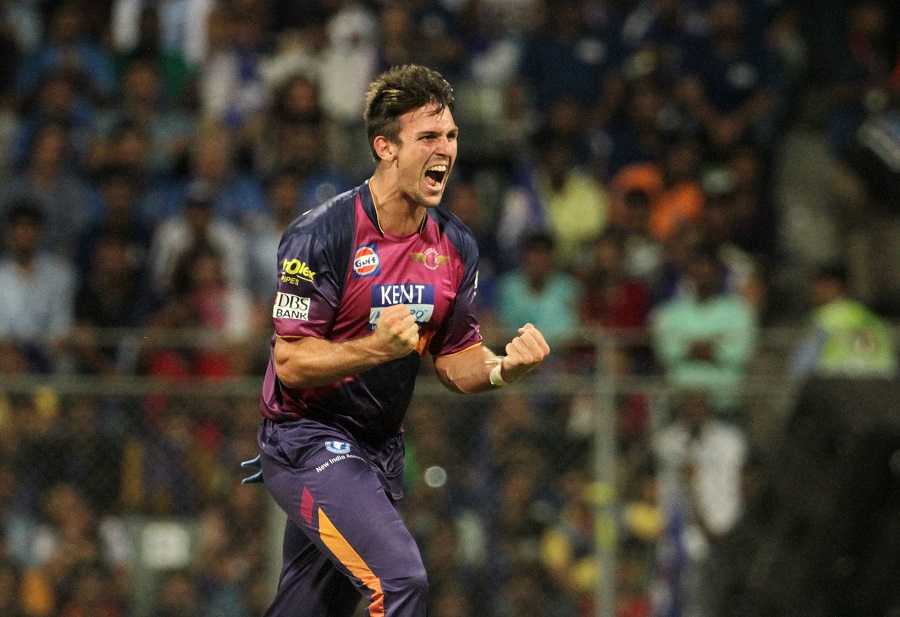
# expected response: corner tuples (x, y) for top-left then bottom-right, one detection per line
(318, 508), (385, 617)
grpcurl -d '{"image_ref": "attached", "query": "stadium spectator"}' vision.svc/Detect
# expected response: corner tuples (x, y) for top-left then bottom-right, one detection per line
(18, 482), (131, 616)
(539, 468), (596, 614)
(120, 403), (202, 516)
(148, 180), (249, 299)
(649, 136), (706, 243)
(446, 178), (501, 315)
(0, 201), (75, 369)
(90, 58), (195, 177)
(74, 167), (153, 277)
(199, 5), (268, 132)
(150, 569), (204, 617)
(651, 242), (756, 411)
(111, 0), (218, 68)
(498, 130), (609, 267)
(111, 5), (194, 105)
(262, 117), (351, 211)
(790, 264), (897, 379)
(0, 121), (89, 255)
(652, 388), (748, 617)
(56, 561), (127, 617)
(15, 1), (115, 105)
(617, 0), (706, 86)
(517, 0), (620, 113)
(595, 79), (671, 177)
(0, 556), (28, 617)
(674, 0), (780, 152)
(496, 232), (582, 349)
(577, 229), (651, 331)
(181, 125), (267, 223)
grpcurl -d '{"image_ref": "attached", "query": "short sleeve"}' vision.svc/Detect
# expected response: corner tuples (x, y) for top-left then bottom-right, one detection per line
(430, 234), (483, 357)
(273, 229), (342, 339)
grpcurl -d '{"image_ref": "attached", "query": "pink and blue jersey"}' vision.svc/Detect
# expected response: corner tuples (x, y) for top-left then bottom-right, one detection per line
(259, 180), (483, 444)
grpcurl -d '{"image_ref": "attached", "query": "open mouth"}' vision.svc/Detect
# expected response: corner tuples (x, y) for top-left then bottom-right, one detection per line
(424, 164), (448, 189)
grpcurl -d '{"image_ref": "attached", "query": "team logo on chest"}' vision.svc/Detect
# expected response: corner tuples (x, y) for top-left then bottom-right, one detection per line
(353, 243), (381, 277)
(369, 284), (435, 328)
(411, 247), (450, 270)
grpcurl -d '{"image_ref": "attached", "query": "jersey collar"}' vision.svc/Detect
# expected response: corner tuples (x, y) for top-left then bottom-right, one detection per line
(361, 179), (430, 237)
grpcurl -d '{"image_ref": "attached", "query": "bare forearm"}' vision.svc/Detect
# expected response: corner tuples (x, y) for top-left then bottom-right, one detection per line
(274, 335), (395, 388)
(435, 324), (551, 394)
(434, 345), (498, 394)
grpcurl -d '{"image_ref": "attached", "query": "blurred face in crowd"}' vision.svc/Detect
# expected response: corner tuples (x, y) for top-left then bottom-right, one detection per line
(268, 172), (301, 220)
(810, 274), (845, 307)
(523, 239), (555, 283)
(686, 252), (720, 299)
(592, 235), (624, 274)
(849, 1), (887, 39)
(91, 236), (134, 284)
(101, 175), (138, 218)
(678, 390), (712, 435)
(113, 127), (152, 174)
(37, 74), (76, 118)
(280, 75), (321, 123)
(542, 138), (574, 187)
(49, 3), (83, 45)
(4, 214), (42, 261)
(124, 60), (161, 105)
(157, 572), (201, 617)
(709, 0), (746, 39)
(193, 132), (233, 183)
(30, 123), (66, 171)
(447, 181), (481, 231)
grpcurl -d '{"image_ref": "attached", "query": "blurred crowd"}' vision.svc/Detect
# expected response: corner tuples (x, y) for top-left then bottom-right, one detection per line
(0, 0), (898, 615)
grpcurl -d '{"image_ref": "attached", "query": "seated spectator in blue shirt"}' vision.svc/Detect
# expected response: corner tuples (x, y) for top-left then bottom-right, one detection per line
(12, 70), (94, 169)
(90, 58), (195, 177)
(651, 242), (756, 411)
(158, 125), (266, 227)
(617, 0), (706, 85)
(821, 0), (895, 162)
(0, 121), (89, 257)
(675, 0), (780, 152)
(15, 1), (115, 104)
(497, 232), (582, 350)
(517, 0), (620, 112)
(75, 166), (153, 277)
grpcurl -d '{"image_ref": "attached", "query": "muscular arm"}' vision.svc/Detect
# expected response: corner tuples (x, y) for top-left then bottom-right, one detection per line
(274, 304), (420, 388)
(434, 324), (550, 394)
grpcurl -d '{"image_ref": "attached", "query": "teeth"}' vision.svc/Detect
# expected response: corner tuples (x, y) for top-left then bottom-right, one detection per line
(427, 165), (447, 172)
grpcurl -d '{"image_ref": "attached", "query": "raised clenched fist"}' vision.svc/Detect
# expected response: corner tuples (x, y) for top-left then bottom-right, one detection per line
(373, 304), (420, 359)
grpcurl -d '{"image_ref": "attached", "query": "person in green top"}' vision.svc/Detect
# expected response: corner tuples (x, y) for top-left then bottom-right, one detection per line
(790, 265), (898, 378)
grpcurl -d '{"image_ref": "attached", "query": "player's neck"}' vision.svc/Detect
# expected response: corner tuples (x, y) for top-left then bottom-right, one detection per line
(369, 174), (427, 236)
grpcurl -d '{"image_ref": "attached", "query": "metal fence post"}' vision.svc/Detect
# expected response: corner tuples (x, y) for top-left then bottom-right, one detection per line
(593, 332), (618, 617)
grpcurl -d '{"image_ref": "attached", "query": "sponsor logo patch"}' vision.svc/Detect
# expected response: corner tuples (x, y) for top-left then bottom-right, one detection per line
(411, 248), (450, 270)
(325, 441), (351, 454)
(369, 284), (435, 328)
(273, 292), (310, 320)
(281, 259), (316, 284)
(353, 243), (381, 277)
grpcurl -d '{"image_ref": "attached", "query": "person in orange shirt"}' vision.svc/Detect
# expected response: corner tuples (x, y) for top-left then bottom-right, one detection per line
(649, 138), (706, 242)
(610, 137), (706, 243)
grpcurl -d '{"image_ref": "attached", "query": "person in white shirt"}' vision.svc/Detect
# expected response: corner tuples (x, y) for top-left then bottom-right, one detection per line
(652, 388), (748, 617)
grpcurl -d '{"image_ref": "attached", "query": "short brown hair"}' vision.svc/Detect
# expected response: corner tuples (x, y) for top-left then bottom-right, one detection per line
(364, 65), (455, 162)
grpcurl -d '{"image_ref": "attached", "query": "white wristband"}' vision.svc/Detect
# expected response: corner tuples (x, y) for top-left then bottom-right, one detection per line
(489, 362), (508, 387)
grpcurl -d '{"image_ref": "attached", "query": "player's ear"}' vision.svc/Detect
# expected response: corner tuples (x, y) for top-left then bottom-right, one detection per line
(373, 135), (397, 162)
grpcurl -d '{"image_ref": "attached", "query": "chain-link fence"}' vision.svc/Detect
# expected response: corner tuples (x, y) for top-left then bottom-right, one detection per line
(0, 326), (894, 617)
